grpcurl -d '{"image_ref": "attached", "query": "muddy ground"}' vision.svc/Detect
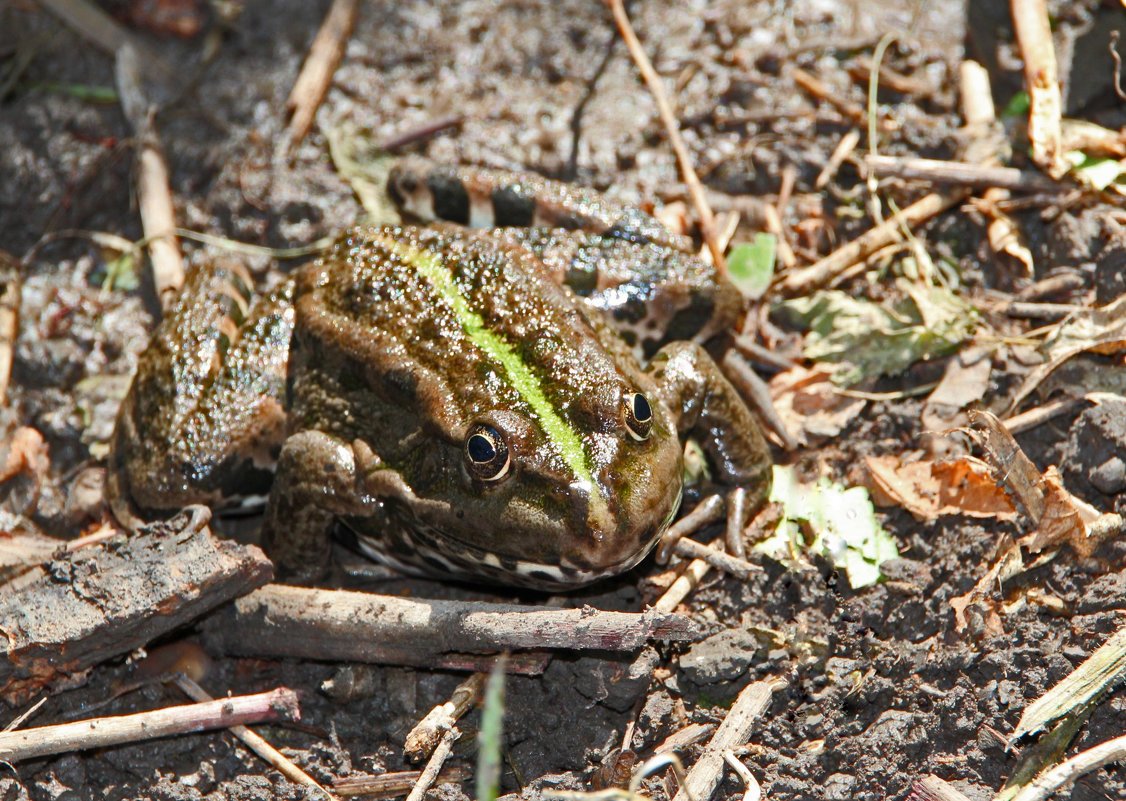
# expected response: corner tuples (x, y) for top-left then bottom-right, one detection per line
(2, 0), (1126, 799)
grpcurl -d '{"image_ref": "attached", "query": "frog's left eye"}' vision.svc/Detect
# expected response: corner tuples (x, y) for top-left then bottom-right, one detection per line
(465, 424), (511, 482)
(624, 392), (653, 441)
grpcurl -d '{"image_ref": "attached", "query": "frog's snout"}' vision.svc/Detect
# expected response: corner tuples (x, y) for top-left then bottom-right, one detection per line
(564, 479), (647, 572)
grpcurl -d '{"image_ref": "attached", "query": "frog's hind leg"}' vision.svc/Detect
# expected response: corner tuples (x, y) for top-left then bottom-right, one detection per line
(108, 261), (295, 528)
(387, 156), (693, 252)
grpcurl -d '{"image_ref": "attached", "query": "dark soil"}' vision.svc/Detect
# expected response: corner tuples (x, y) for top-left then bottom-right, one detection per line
(2, 1), (1126, 800)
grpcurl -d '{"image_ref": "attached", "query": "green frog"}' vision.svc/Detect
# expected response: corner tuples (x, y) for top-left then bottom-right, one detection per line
(108, 159), (771, 588)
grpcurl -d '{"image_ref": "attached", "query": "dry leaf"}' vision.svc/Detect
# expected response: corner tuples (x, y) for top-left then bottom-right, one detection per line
(950, 537), (1023, 635)
(966, 409), (1045, 520)
(769, 364), (866, 445)
(1007, 295), (1126, 414)
(865, 454), (1017, 522)
(921, 345), (993, 433)
(1020, 466), (1102, 557)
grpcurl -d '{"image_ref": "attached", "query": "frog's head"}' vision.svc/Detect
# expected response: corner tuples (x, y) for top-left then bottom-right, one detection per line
(398, 377), (685, 590)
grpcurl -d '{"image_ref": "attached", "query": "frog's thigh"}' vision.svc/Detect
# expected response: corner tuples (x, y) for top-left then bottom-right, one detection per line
(647, 341), (772, 504)
(261, 430), (376, 583)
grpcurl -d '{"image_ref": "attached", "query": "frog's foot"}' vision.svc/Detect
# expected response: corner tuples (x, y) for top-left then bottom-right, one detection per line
(261, 430), (378, 584)
(647, 341), (773, 509)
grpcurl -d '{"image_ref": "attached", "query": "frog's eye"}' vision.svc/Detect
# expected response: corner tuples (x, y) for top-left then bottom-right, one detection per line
(465, 424), (511, 482)
(624, 392), (653, 441)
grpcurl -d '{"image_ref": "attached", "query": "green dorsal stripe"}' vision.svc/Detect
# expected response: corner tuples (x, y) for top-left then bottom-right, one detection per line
(378, 235), (596, 491)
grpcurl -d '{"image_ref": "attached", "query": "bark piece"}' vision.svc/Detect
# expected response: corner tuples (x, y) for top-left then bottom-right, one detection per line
(0, 509), (273, 705)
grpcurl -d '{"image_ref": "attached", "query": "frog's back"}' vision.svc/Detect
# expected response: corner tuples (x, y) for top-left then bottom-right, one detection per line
(287, 224), (685, 585)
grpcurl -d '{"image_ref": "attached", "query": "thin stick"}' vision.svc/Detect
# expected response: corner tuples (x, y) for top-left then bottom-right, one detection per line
(864, 154), (1060, 192)
(816, 129), (861, 189)
(652, 559), (711, 614)
(671, 680), (776, 801)
(722, 751), (762, 801)
(777, 190), (967, 296)
(606, 0), (725, 271)
(380, 115), (464, 152)
(334, 767), (470, 798)
(115, 45), (185, 303)
(405, 727), (460, 801)
(1011, 0), (1066, 178)
(286, 0), (360, 148)
(906, 775), (973, 801)
(1003, 397), (1087, 434)
(204, 585), (701, 666)
(722, 350), (798, 450)
(1010, 733), (1126, 801)
(173, 676), (331, 798)
(0, 688), (299, 763)
(2, 698), (46, 734)
(0, 251), (19, 407)
(673, 538), (762, 582)
(405, 672), (485, 762)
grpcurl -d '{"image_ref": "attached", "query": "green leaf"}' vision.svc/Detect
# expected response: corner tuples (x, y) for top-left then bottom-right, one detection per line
(774, 279), (977, 385)
(756, 465), (899, 588)
(1002, 90), (1030, 118)
(1066, 151), (1125, 191)
(476, 657), (506, 801)
(727, 234), (776, 300)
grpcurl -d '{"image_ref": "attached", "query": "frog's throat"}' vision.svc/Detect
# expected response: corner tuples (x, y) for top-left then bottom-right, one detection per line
(374, 234), (609, 515)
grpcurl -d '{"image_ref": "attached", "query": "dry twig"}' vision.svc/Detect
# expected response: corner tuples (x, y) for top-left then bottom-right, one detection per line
(204, 584), (701, 667)
(1011, 0), (1066, 178)
(173, 675), (330, 797)
(405, 727), (460, 801)
(863, 154), (1060, 192)
(0, 251), (19, 407)
(286, 0), (361, 148)
(1010, 734), (1126, 801)
(115, 45), (185, 303)
(776, 190), (967, 296)
(606, 0), (725, 271)
(0, 688), (299, 763)
(671, 680), (776, 801)
(405, 673), (484, 762)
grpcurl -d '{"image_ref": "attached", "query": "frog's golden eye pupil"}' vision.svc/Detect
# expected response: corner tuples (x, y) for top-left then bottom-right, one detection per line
(465, 424), (511, 482)
(624, 392), (653, 441)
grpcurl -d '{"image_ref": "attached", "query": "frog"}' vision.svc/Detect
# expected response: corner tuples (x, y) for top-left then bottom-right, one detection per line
(108, 158), (772, 589)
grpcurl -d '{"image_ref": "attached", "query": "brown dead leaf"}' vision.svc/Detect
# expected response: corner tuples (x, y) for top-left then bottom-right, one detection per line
(770, 364), (866, 445)
(950, 537), (1023, 635)
(1007, 295), (1126, 415)
(966, 409), (1045, 520)
(865, 454), (1017, 522)
(1021, 466), (1102, 557)
(921, 345), (993, 433)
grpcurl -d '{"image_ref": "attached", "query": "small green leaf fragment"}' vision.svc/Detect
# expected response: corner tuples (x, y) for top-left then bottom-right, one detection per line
(1002, 90), (1030, 118)
(476, 657), (507, 801)
(774, 279), (977, 385)
(1067, 151), (1126, 191)
(756, 465), (899, 588)
(727, 234), (776, 300)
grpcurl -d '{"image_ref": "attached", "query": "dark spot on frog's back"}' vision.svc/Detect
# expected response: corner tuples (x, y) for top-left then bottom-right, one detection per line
(492, 185), (535, 227)
(428, 170), (470, 225)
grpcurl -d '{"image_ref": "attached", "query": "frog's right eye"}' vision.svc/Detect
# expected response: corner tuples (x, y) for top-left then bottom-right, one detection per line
(465, 424), (511, 482)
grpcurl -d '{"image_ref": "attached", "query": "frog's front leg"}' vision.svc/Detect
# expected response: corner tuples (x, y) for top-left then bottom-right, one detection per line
(260, 430), (381, 583)
(647, 342), (773, 507)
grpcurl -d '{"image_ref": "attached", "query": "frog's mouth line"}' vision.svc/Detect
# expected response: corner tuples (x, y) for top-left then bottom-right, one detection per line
(346, 484), (683, 590)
